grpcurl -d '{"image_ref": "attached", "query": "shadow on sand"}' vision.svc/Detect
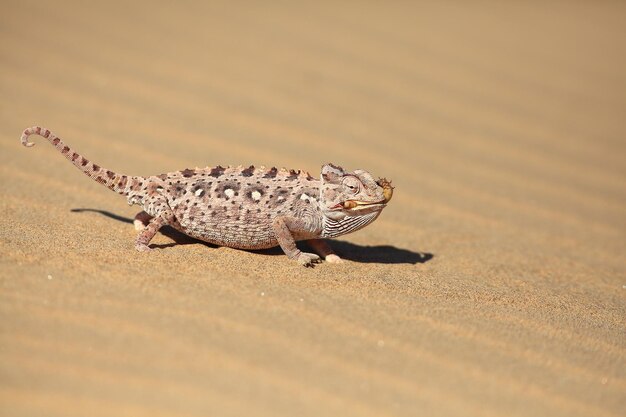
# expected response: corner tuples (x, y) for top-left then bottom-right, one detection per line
(71, 208), (433, 265)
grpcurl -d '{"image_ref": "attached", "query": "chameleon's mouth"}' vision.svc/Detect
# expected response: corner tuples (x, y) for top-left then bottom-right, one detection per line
(341, 200), (387, 210)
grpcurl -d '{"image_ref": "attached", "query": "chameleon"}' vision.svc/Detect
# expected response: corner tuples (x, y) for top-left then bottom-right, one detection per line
(20, 126), (393, 266)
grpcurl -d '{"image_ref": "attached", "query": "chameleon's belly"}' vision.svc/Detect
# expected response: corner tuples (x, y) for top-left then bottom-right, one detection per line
(175, 210), (279, 250)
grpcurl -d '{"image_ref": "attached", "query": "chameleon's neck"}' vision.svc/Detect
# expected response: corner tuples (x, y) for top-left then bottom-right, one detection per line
(321, 211), (382, 238)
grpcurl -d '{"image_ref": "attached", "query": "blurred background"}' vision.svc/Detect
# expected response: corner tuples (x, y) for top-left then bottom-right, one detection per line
(1, 1), (624, 417)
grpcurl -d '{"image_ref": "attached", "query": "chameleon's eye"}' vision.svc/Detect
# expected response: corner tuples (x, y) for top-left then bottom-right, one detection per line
(343, 176), (361, 194)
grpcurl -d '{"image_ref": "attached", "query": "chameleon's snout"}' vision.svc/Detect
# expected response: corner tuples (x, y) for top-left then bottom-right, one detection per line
(377, 178), (394, 203)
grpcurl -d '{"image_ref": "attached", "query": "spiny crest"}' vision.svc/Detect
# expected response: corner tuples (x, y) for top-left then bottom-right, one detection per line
(241, 165), (255, 177)
(173, 165), (317, 182)
(223, 165), (315, 180)
(277, 167), (314, 180)
(181, 168), (195, 178)
(321, 163), (345, 183)
(210, 165), (226, 177)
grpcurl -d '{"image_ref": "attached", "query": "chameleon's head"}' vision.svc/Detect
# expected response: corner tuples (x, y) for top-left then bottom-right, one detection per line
(319, 163), (394, 221)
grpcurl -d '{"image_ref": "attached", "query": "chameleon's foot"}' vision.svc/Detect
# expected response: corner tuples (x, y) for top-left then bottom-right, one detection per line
(305, 239), (342, 264)
(135, 243), (153, 252)
(298, 252), (321, 267)
(325, 254), (344, 264)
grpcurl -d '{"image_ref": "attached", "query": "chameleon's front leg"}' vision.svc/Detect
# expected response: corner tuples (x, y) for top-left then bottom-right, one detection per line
(272, 216), (321, 267)
(307, 239), (343, 264)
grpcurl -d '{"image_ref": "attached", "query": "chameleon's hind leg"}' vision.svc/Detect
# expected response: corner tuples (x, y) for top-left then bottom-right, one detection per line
(307, 239), (343, 264)
(133, 211), (153, 231)
(135, 210), (175, 252)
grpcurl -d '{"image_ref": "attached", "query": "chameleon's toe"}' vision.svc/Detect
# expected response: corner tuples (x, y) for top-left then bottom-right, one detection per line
(325, 254), (344, 264)
(135, 243), (153, 252)
(298, 252), (321, 267)
(133, 219), (146, 231)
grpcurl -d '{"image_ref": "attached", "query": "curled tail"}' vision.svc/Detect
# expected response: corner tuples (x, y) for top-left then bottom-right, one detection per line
(21, 126), (134, 196)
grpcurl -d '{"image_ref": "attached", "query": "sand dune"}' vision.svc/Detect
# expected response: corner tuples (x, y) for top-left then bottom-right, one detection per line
(1, 1), (624, 416)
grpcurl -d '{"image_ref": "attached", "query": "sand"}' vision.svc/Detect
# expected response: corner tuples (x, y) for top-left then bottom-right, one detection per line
(1, 1), (624, 416)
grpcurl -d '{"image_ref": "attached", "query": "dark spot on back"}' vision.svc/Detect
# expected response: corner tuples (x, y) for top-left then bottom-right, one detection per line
(92, 164), (100, 171)
(264, 167), (278, 178)
(52, 138), (60, 146)
(182, 168), (195, 178)
(106, 170), (115, 179)
(81, 157), (88, 166)
(286, 169), (300, 180)
(241, 165), (255, 177)
(61, 146), (70, 154)
(210, 165), (225, 177)
(171, 184), (184, 195)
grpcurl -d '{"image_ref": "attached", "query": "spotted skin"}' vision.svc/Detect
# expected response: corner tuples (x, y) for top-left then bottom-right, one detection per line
(20, 127), (393, 266)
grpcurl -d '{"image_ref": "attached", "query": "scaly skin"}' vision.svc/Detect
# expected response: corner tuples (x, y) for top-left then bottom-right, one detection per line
(20, 126), (393, 266)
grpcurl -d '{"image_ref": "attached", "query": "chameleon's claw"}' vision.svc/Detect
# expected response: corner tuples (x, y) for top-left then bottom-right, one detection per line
(298, 252), (321, 267)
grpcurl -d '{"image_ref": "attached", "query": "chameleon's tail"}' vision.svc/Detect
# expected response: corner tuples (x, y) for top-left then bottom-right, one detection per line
(21, 126), (133, 196)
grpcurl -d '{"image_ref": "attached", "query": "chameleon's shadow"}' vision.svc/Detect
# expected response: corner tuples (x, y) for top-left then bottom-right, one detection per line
(71, 208), (215, 249)
(327, 241), (433, 265)
(71, 208), (433, 264)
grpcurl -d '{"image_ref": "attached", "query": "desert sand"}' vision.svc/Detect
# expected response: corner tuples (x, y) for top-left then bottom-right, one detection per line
(0, 1), (624, 416)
